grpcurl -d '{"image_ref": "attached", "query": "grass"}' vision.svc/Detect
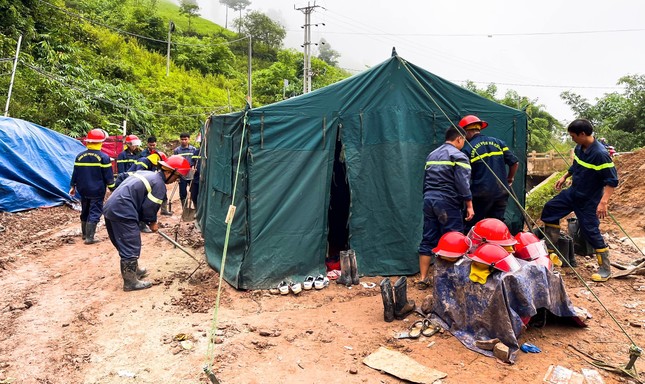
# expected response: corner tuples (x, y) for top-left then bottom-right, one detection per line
(157, 0), (236, 38)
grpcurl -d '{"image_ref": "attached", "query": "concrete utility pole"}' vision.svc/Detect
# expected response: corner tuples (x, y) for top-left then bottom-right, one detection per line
(4, 35), (22, 117)
(296, 2), (323, 94)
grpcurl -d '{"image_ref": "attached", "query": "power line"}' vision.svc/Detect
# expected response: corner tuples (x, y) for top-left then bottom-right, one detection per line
(290, 28), (645, 38)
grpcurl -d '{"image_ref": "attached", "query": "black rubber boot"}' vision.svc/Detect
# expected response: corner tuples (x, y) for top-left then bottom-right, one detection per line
(160, 200), (172, 216)
(348, 249), (360, 285)
(379, 278), (395, 322)
(591, 249), (611, 282)
(136, 264), (148, 278)
(336, 251), (352, 286)
(84, 222), (98, 244)
(544, 224), (563, 267)
(393, 276), (415, 320)
(139, 221), (152, 233)
(120, 259), (152, 291)
(81, 221), (87, 240)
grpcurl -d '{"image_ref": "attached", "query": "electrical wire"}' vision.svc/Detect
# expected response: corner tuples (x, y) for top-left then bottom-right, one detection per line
(20, 61), (216, 118)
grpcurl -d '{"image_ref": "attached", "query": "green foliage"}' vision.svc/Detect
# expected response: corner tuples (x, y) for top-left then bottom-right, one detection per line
(178, 0), (200, 33)
(234, 10), (286, 56)
(317, 38), (340, 67)
(462, 82), (565, 153)
(561, 74), (645, 151)
(525, 171), (567, 220)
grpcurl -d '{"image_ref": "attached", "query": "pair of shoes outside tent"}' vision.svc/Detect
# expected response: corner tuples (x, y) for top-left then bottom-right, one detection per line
(303, 275), (330, 290)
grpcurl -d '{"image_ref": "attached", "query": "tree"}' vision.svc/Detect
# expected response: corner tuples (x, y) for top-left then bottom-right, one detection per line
(179, 0), (200, 33)
(233, 11), (286, 55)
(317, 38), (340, 67)
(219, 0), (251, 30)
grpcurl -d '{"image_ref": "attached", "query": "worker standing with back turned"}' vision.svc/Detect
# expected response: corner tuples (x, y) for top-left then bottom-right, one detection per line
(540, 119), (618, 282)
(69, 128), (115, 245)
(459, 114), (519, 233)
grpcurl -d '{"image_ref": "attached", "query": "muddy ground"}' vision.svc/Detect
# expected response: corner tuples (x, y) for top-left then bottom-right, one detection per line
(1, 150), (645, 384)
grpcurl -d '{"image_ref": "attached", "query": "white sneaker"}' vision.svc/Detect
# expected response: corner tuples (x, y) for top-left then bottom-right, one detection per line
(277, 281), (289, 295)
(314, 274), (329, 290)
(290, 281), (302, 295)
(303, 275), (315, 290)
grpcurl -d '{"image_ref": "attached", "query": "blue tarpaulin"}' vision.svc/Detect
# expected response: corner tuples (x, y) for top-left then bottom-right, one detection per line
(431, 257), (583, 363)
(0, 116), (85, 212)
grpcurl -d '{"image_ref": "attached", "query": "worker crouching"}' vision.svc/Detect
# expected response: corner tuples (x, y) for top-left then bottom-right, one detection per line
(103, 155), (191, 291)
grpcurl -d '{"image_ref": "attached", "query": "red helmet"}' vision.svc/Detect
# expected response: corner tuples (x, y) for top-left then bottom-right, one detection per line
(530, 255), (553, 271)
(468, 243), (521, 273)
(458, 115), (488, 130)
(514, 232), (548, 261)
(433, 232), (471, 258)
(468, 218), (517, 248)
(158, 151), (167, 162)
(159, 155), (190, 177)
(85, 128), (108, 143)
(125, 134), (141, 146)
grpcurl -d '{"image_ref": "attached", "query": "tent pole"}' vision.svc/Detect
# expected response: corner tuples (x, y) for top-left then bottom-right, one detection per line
(4, 35), (22, 117)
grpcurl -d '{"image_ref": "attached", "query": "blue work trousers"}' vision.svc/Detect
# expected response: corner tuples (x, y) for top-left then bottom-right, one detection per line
(541, 188), (606, 249)
(80, 197), (104, 224)
(419, 198), (464, 255)
(464, 196), (508, 233)
(105, 218), (142, 261)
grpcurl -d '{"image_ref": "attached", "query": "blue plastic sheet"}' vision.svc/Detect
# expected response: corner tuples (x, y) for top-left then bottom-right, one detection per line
(0, 117), (86, 212)
(431, 257), (582, 363)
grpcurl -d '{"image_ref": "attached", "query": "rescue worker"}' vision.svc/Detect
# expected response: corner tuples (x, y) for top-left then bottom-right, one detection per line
(69, 128), (116, 245)
(173, 132), (196, 208)
(114, 151), (170, 231)
(103, 155), (191, 291)
(540, 119), (618, 282)
(140, 135), (157, 157)
(459, 114), (519, 232)
(116, 135), (141, 174)
(416, 126), (474, 289)
(189, 146), (201, 207)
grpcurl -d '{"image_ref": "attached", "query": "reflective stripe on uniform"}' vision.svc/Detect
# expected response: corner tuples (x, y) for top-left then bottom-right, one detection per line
(74, 162), (112, 168)
(133, 160), (149, 169)
(470, 150), (504, 164)
(132, 173), (163, 205)
(574, 155), (615, 171)
(425, 160), (471, 170)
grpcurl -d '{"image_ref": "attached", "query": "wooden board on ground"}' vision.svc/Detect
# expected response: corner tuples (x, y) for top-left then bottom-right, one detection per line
(363, 346), (447, 384)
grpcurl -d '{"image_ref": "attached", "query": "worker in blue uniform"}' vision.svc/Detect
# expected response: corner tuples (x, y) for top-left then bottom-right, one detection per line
(69, 128), (115, 245)
(541, 119), (618, 282)
(103, 155), (191, 291)
(140, 135), (157, 158)
(116, 135), (141, 174)
(459, 114), (519, 232)
(189, 146), (201, 207)
(173, 132), (196, 208)
(417, 126), (474, 289)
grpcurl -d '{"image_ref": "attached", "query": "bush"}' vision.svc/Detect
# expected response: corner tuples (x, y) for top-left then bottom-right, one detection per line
(525, 171), (567, 220)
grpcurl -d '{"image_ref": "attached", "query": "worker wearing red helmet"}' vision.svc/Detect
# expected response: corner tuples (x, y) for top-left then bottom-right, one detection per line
(116, 134), (142, 174)
(459, 114), (519, 232)
(69, 128), (116, 245)
(103, 155), (191, 291)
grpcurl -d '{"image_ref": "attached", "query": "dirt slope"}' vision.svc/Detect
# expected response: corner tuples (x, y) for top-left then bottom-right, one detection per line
(2, 161), (645, 383)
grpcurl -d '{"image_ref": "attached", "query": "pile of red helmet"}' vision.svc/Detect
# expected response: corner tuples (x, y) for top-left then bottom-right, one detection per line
(431, 218), (553, 280)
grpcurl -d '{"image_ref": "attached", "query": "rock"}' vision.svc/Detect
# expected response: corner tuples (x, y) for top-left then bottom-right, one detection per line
(349, 366), (358, 374)
(420, 295), (433, 315)
(475, 338), (501, 351)
(493, 343), (511, 363)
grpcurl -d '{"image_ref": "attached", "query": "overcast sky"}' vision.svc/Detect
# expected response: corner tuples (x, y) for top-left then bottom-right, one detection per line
(192, 0), (645, 122)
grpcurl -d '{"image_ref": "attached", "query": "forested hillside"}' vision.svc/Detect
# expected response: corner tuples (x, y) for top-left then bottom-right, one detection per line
(0, 0), (349, 141)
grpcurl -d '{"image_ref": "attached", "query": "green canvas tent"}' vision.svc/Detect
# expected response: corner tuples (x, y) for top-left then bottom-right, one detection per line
(198, 54), (528, 290)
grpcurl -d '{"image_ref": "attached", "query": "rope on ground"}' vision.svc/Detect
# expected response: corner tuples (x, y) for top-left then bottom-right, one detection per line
(398, 57), (642, 378)
(203, 110), (249, 383)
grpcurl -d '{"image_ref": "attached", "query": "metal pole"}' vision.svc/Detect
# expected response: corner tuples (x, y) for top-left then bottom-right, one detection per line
(4, 35), (22, 117)
(247, 36), (252, 105)
(166, 21), (174, 77)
